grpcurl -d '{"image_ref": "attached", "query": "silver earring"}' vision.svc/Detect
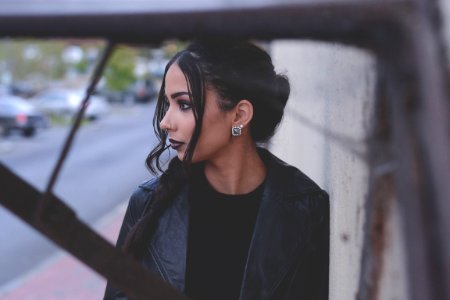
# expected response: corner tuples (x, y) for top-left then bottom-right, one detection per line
(231, 124), (244, 136)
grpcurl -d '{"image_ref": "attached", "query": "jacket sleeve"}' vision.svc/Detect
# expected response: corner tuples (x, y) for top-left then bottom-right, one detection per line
(103, 185), (154, 300)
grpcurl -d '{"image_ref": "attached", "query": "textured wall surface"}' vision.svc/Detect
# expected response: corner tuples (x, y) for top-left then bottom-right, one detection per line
(269, 40), (409, 299)
(441, 0), (450, 64)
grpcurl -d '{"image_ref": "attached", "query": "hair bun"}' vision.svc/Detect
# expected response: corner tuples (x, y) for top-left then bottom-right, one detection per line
(274, 74), (290, 108)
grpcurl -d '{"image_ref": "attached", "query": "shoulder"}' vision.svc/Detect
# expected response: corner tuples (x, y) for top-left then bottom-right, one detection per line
(138, 176), (160, 191)
(126, 177), (160, 220)
(260, 147), (325, 195)
(259, 147), (329, 213)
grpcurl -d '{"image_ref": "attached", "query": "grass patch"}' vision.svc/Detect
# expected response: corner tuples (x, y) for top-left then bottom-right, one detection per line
(49, 114), (90, 127)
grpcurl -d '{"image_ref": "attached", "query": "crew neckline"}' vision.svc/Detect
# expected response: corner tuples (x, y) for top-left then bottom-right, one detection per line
(194, 168), (266, 200)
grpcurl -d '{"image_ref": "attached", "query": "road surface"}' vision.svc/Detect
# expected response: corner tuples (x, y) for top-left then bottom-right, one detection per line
(0, 103), (159, 288)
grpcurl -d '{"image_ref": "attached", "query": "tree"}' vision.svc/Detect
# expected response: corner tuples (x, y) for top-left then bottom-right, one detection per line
(104, 46), (137, 91)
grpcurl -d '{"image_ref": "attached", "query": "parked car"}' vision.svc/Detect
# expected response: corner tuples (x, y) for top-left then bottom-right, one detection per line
(93, 87), (133, 105)
(0, 96), (49, 137)
(33, 88), (110, 120)
(10, 81), (38, 98)
(130, 79), (158, 103)
(95, 79), (158, 105)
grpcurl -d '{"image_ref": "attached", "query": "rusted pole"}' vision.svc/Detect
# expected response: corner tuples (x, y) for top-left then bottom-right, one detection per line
(401, 3), (450, 299)
(0, 164), (187, 300)
(386, 2), (450, 299)
(0, 1), (448, 300)
(379, 19), (450, 297)
(357, 63), (397, 300)
(0, 1), (409, 47)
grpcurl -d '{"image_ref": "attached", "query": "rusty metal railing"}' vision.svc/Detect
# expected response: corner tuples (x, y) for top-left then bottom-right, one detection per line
(0, 0), (449, 299)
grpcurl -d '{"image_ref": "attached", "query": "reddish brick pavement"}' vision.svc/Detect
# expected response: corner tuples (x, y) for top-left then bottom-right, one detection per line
(0, 202), (127, 300)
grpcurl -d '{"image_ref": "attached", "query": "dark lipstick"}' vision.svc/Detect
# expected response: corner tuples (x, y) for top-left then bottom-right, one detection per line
(169, 138), (184, 150)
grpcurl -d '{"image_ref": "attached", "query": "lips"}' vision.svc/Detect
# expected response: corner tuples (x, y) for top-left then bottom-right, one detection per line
(169, 138), (184, 150)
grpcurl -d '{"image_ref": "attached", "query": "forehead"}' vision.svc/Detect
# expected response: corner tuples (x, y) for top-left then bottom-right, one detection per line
(165, 63), (189, 94)
(164, 62), (223, 111)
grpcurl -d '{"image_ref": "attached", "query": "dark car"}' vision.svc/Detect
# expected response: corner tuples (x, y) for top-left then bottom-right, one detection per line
(96, 79), (158, 105)
(0, 96), (49, 137)
(130, 79), (158, 103)
(10, 81), (38, 98)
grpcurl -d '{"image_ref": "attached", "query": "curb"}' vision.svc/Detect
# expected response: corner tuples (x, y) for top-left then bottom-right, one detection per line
(0, 201), (127, 300)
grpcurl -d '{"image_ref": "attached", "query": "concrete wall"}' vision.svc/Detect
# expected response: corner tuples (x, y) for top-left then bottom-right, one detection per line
(441, 0), (450, 64)
(269, 40), (409, 299)
(266, 1), (450, 297)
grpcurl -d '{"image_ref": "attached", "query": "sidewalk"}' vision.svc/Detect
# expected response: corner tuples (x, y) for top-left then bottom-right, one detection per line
(0, 202), (127, 300)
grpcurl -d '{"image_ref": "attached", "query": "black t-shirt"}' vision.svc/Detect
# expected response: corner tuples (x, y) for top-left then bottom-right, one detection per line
(185, 171), (264, 300)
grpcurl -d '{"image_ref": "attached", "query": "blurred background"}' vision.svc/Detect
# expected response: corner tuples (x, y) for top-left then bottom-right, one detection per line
(0, 39), (183, 135)
(0, 39), (183, 299)
(0, 1), (449, 300)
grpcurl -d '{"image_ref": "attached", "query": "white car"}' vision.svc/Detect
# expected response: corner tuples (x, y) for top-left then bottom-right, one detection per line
(34, 88), (110, 120)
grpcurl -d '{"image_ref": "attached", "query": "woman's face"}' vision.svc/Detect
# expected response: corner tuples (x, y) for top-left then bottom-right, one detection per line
(160, 63), (234, 162)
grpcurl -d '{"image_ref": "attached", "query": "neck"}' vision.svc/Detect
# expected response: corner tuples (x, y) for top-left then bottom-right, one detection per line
(203, 140), (266, 195)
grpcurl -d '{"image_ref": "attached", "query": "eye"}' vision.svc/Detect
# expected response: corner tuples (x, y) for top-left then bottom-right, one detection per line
(178, 100), (192, 111)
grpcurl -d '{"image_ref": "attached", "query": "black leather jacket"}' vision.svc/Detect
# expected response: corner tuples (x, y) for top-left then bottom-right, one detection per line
(105, 148), (329, 299)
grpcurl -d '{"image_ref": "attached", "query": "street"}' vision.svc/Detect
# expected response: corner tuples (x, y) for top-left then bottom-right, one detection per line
(0, 102), (158, 288)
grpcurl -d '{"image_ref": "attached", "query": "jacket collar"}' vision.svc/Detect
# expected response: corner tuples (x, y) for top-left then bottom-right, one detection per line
(146, 148), (322, 298)
(146, 184), (190, 292)
(238, 148), (322, 299)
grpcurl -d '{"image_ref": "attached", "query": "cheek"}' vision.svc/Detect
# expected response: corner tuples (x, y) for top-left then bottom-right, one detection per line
(179, 113), (195, 138)
(193, 114), (231, 157)
(189, 90), (233, 161)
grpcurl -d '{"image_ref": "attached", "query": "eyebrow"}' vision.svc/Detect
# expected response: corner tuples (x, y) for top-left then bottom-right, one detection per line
(168, 91), (191, 99)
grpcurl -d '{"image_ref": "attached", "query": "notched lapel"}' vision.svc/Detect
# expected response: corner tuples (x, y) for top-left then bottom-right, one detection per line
(149, 186), (190, 292)
(239, 190), (314, 300)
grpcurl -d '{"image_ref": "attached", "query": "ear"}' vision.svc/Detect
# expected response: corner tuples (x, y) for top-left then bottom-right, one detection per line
(232, 99), (253, 127)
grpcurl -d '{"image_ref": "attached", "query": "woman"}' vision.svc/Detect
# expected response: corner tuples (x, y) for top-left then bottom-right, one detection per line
(104, 40), (329, 300)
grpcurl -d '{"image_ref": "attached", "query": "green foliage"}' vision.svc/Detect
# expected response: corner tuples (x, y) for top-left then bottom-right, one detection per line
(0, 39), (67, 81)
(74, 57), (89, 74)
(49, 114), (89, 127)
(0, 39), (177, 91)
(162, 40), (187, 58)
(104, 46), (137, 91)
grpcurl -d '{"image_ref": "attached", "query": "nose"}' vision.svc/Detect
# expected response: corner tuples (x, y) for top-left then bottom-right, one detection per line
(160, 110), (173, 132)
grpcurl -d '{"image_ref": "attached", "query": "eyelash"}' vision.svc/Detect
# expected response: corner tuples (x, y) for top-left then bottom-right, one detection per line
(164, 98), (192, 112)
(177, 100), (192, 111)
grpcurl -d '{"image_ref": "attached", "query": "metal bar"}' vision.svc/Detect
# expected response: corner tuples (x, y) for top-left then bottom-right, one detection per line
(383, 61), (429, 300)
(400, 4), (450, 299)
(381, 44), (445, 300)
(0, 163), (187, 300)
(357, 63), (396, 300)
(0, 1), (448, 299)
(0, 1), (409, 47)
(376, 1), (450, 298)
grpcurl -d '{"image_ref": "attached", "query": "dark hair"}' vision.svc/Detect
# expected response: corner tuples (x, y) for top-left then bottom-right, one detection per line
(123, 40), (290, 259)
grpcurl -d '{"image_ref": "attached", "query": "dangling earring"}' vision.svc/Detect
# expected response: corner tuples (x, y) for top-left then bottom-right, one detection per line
(231, 124), (244, 136)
